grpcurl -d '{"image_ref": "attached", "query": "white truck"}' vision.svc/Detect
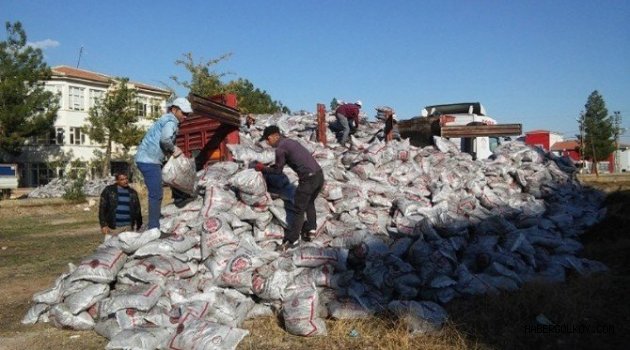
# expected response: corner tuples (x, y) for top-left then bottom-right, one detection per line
(615, 148), (630, 172)
(397, 102), (522, 160)
(0, 163), (19, 198)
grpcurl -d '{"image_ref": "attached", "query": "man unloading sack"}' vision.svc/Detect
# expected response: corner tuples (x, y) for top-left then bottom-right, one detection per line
(135, 97), (192, 229)
(333, 100), (362, 146)
(254, 125), (324, 251)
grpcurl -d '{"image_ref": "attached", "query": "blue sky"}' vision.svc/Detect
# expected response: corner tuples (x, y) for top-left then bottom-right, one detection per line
(3, 0), (629, 141)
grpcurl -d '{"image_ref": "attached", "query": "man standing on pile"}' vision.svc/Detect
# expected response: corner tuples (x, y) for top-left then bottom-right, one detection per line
(334, 100), (362, 146)
(135, 97), (191, 229)
(99, 172), (142, 236)
(254, 125), (324, 251)
(240, 113), (257, 135)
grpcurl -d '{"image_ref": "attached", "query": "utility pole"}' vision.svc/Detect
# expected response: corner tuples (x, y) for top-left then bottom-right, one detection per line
(76, 46), (84, 68)
(613, 111), (622, 173)
(578, 112), (585, 174)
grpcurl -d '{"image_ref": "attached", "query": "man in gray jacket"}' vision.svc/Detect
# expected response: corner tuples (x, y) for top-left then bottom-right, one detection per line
(254, 125), (324, 251)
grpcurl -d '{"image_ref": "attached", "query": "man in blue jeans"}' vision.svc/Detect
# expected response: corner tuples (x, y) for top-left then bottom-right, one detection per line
(135, 97), (192, 229)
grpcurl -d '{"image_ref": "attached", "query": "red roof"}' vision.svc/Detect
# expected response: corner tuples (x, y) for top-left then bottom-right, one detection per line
(550, 140), (580, 151)
(52, 65), (169, 94)
(52, 66), (110, 83)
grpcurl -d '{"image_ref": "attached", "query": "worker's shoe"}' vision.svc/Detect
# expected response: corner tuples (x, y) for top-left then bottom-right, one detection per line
(174, 196), (195, 208)
(276, 240), (298, 253)
(301, 229), (317, 242)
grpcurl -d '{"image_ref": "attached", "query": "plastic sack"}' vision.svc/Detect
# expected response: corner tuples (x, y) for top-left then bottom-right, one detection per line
(387, 300), (448, 335)
(21, 303), (49, 325)
(64, 283), (110, 314)
(282, 283), (327, 336)
(293, 246), (349, 271)
(229, 168), (268, 196)
(328, 297), (373, 319)
(112, 228), (161, 254)
(49, 303), (95, 330)
(106, 327), (174, 350)
(69, 246), (127, 283)
(166, 319), (250, 350)
(162, 154), (197, 196)
(99, 284), (163, 315)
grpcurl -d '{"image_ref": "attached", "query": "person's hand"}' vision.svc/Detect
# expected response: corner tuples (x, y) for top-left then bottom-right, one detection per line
(101, 226), (111, 235)
(172, 146), (183, 158)
(254, 162), (265, 172)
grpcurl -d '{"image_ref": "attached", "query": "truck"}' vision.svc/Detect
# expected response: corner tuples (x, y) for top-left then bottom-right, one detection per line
(615, 148), (630, 172)
(0, 163), (19, 198)
(396, 102), (522, 160)
(176, 93), (241, 170)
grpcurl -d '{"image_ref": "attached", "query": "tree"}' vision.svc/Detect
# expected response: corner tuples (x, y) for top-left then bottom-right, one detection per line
(171, 52), (231, 98)
(0, 21), (58, 160)
(224, 78), (281, 114)
(83, 78), (143, 177)
(171, 52), (284, 114)
(581, 90), (616, 172)
(330, 97), (339, 111)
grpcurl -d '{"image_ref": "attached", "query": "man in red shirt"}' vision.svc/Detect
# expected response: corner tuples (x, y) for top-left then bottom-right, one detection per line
(334, 100), (362, 146)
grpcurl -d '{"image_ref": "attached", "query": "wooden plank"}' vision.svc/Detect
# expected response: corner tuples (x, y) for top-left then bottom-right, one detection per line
(188, 93), (241, 127)
(440, 124), (522, 138)
(317, 104), (327, 146)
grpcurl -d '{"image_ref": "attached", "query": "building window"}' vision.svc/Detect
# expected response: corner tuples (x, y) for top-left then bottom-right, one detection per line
(89, 89), (105, 108)
(54, 127), (65, 145)
(149, 98), (162, 117)
(69, 127), (86, 145)
(30, 162), (56, 187)
(69, 86), (85, 111)
(136, 97), (147, 117)
(45, 85), (62, 109)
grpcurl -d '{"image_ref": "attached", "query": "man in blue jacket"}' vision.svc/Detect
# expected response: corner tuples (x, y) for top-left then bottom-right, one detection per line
(135, 97), (192, 229)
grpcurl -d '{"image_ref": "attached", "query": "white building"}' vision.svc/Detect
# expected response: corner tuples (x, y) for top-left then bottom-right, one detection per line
(14, 66), (171, 187)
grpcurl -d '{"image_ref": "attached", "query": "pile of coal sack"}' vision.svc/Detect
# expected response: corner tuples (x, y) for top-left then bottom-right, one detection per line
(23, 113), (607, 349)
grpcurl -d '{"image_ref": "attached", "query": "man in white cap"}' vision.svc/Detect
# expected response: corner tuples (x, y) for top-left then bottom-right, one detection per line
(333, 100), (362, 146)
(135, 97), (192, 229)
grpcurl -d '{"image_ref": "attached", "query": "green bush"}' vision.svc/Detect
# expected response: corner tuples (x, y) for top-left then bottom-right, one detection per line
(63, 170), (86, 202)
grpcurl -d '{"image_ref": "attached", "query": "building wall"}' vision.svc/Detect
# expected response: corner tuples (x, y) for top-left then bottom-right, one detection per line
(525, 132), (550, 150)
(549, 133), (563, 149)
(15, 75), (169, 187)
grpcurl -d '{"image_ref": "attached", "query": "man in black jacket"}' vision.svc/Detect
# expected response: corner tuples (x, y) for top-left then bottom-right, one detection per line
(255, 125), (324, 251)
(99, 173), (142, 235)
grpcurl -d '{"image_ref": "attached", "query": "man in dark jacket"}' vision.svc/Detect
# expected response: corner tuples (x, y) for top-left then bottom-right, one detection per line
(255, 125), (324, 251)
(334, 100), (362, 145)
(99, 173), (142, 235)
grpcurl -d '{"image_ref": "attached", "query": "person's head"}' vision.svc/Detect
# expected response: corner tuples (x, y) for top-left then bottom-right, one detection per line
(260, 125), (281, 147)
(355, 100), (363, 109)
(115, 173), (129, 188)
(168, 97), (193, 122)
(246, 114), (256, 126)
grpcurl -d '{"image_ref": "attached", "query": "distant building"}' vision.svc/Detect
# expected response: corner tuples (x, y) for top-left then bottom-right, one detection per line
(11, 66), (171, 187)
(524, 130), (563, 151)
(550, 140), (580, 161)
(524, 129), (627, 173)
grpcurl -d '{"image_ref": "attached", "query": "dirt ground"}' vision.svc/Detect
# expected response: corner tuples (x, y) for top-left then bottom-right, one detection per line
(0, 180), (629, 350)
